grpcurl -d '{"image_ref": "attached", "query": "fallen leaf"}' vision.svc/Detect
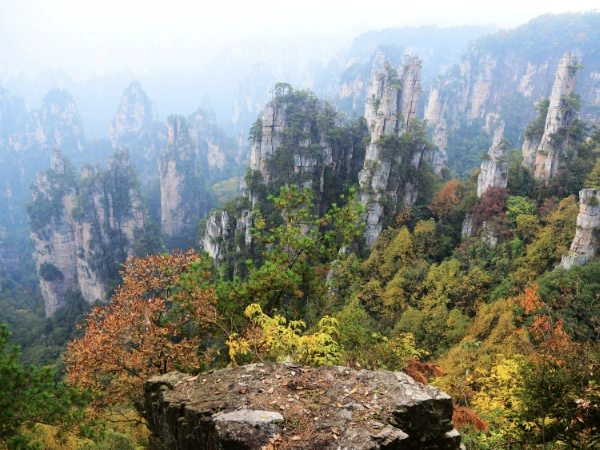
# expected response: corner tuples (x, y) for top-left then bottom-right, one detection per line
(296, 386), (304, 390)
(349, 387), (357, 394)
(275, 374), (282, 379)
(281, 381), (289, 386)
(337, 402), (343, 408)
(187, 374), (199, 382)
(318, 390), (325, 395)
(239, 388), (247, 394)
(213, 391), (220, 395)
(292, 436), (301, 441)
(332, 427), (340, 434)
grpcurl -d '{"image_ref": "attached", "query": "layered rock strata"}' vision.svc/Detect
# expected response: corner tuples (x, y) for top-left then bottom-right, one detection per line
(358, 56), (425, 246)
(477, 122), (508, 197)
(144, 363), (464, 450)
(558, 188), (600, 269)
(28, 151), (148, 316)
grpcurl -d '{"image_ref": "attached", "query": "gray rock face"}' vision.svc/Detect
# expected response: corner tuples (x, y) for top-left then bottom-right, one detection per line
(432, 120), (448, 177)
(558, 189), (600, 269)
(29, 151), (147, 316)
(358, 56), (424, 247)
(477, 122), (508, 197)
(0, 87), (85, 227)
(144, 363), (464, 450)
(159, 116), (206, 248)
(25, 89), (85, 153)
(533, 52), (580, 181)
(109, 82), (167, 178)
(250, 95), (338, 191)
(461, 214), (474, 238)
(199, 208), (252, 263)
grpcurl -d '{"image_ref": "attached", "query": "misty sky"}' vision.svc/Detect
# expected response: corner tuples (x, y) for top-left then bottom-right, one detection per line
(2, 0), (598, 81)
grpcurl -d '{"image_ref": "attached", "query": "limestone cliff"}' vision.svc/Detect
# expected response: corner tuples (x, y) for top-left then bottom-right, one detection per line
(200, 207), (252, 264)
(25, 89), (85, 153)
(532, 52), (581, 181)
(477, 122), (508, 197)
(201, 85), (367, 263)
(1, 87), (86, 227)
(358, 56), (427, 246)
(109, 82), (167, 179)
(28, 151), (154, 316)
(159, 116), (207, 249)
(187, 107), (237, 179)
(424, 13), (600, 177)
(248, 85), (361, 211)
(144, 363), (464, 450)
(558, 189), (600, 270)
(431, 119), (448, 176)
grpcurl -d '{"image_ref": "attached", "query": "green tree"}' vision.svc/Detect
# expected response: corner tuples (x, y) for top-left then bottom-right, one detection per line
(0, 325), (93, 449)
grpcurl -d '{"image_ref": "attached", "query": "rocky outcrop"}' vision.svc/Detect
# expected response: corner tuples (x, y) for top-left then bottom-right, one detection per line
(144, 363), (464, 450)
(250, 95), (333, 189)
(1, 87), (87, 227)
(558, 189), (600, 269)
(28, 151), (151, 316)
(431, 120), (448, 176)
(358, 56), (425, 246)
(110, 82), (167, 179)
(27, 152), (79, 315)
(25, 89), (85, 153)
(159, 116), (207, 249)
(200, 208), (252, 262)
(532, 52), (580, 181)
(188, 108), (232, 176)
(248, 86), (358, 210)
(477, 122), (508, 197)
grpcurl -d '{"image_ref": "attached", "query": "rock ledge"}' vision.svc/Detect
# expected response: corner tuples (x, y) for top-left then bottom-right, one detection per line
(144, 362), (464, 449)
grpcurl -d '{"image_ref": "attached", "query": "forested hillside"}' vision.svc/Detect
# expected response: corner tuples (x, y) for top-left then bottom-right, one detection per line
(2, 11), (600, 450)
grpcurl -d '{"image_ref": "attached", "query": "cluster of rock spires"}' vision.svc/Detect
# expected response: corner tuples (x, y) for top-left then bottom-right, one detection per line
(28, 151), (148, 316)
(0, 87), (86, 227)
(202, 55), (447, 256)
(144, 362), (465, 450)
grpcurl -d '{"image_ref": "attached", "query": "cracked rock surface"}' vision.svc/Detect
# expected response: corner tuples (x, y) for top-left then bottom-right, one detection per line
(144, 362), (464, 449)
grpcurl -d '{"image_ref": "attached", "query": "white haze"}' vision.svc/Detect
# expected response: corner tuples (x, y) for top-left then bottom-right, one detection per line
(2, 0), (598, 79)
(1, 0), (598, 138)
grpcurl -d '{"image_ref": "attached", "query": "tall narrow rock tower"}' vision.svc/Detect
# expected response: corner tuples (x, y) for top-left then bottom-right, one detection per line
(358, 56), (424, 246)
(521, 51), (580, 181)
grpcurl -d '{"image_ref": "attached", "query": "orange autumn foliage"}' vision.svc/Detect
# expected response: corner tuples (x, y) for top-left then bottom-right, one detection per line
(65, 250), (217, 407)
(428, 180), (461, 221)
(519, 284), (570, 361)
(452, 405), (488, 431)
